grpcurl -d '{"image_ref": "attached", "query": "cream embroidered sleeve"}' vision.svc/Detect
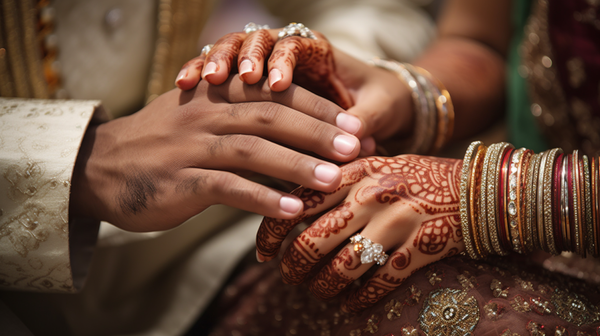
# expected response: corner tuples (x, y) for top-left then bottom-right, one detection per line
(0, 98), (108, 293)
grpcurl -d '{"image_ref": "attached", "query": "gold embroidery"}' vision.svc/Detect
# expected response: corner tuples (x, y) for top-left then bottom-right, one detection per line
(384, 299), (404, 321)
(538, 284), (553, 295)
(576, 332), (591, 336)
(514, 275), (535, 291)
(401, 325), (418, 336)
(349, 329), (361, 336)
(526, 321), (546, 336)
(551, 289), (600, 326)
(491, 279), (509, 298)
(419, 288), (480, 336)
(511, 295), (532, 312)
(405, 285), (422, 306)
(554, 326), (567, 336)
(426, 268), (443, 286)
(363, 314), (380, 334)
(457, 271), (477, 290)
(531, 297), (553, 315)
(483, 301), (504, 321)
(500, 330), (521, 336)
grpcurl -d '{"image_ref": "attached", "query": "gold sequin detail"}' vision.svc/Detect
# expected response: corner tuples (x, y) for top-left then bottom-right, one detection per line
(491, 279), (509, 298)
(526, 321), (546, 336)
(419, 288), (480, 336)
(401, 325), (419, 336)
(531, 297), (554, 315)
(363, 314), (380, 334)
(426, 268), (443, 287)
(511, 295), (532, 312)
(500, 330), (521, 336)
(514, 275), (535, 291)
(384, 299), (404, 321)
(551, 289), (600, 326)
(406, 285), (423, 306)
(457, 271), (477, 290)
(554, 326), (567, 336)
(483, 301), (504, 321)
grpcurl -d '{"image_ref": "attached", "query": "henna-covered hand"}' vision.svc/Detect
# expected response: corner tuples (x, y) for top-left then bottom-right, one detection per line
(256, 155), (464, 313)
(175, 28), (414, 154)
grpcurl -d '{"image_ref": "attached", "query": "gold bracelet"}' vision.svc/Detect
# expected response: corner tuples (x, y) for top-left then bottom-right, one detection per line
(490, 143), (512, 256)
(543, 148), (561, 255)
(573, 151), (583, 256)
(508, 148), (525, 253)
(478, 144), (496, 255)
(561, 155), (571, 252)
(526, 153), (541, 252)
(592, 156), (599, 257)
(460, 141), (484, 259)
(582, 155), (592, 256)
(469, 145), (487, 259)
(515, 149), (532, 253)
(537, 150), (550, 252)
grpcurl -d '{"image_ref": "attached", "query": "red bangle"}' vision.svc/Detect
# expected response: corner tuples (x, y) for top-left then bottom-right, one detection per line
(553, 153), (564, 253)
(499, 148), (514, 252)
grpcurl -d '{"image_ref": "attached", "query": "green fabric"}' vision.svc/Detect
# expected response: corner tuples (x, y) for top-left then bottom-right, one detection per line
(507, 0), (548, 152)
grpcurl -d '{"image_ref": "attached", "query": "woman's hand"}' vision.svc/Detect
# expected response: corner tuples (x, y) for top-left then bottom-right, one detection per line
(175, 27), (414, 155)
(255, 155), (464, 312)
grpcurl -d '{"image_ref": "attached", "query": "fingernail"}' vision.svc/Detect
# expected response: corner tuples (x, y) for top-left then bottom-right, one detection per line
(175, 69), (187, 84)
(280, 196), (302, 214)
(336, 113), (361, 134)
(269, 68), (282, 87)
(361, 136), (376, 155)
(256, 250), (264, 263)
(314, 164), (340, 184)
(202, 62), (217, 77)
(239, 59), (253, 76)
(333, 135), (358, 156)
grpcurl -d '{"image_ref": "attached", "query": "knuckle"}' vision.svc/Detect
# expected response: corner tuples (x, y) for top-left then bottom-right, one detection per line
(255, 103), (280, 125)
(227, 134), (262, 160)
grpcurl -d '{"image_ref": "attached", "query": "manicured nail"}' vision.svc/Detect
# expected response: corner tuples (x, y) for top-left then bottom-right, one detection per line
(336, 113), (361, 134)
(175, 69), (187, 84)
(256, 250), (264, 263)
(202, 62), (217, 78)
(314, 164), (340, 184)
(333, 135), (358, 156)
(239, 59), (253, 76)
(269, 68), (282, 87)
(280, 196), (302, 214)
(361, 136), (376, 155)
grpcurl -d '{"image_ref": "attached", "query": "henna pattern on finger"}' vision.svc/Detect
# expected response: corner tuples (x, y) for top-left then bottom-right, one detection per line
(305, 201), (353, 238)
(280, 233), (323, 285)
(390, 249), (411, 270)
(343, 273), (406, 314)
(207, 32), (246, 70)
(413, 214), (462, 255)
(238, 30), (275, 66)
(309, 246), (357, 300)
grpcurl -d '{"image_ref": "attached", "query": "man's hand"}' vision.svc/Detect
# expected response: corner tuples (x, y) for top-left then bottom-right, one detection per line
(70, 75), (361, 232)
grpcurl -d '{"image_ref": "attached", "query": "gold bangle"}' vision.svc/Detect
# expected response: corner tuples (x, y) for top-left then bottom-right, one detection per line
(573, 150), (582, 256)
(592, 156), (600, 257)
(411, 66), (454, 154)
(561, 155), (571, 252)
(478, 144), (497, 255)
(524, 153), (539, 253)
(469, 145), (487, 259)
(543, 148), (561, 255)
(490, 143), (512, 256)
(403, 64), (437, 154)
(527, 153), (542, 252)
(537, 150), (549, 252)
(515, 149), (532, 253)
(583, 155), (592, 256)
(460, 141), (484, 259)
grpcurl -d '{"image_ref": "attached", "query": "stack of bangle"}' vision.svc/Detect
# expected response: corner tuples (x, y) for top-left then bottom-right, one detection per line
(369, 58), (454, 155)
(461, 141), (600, 259)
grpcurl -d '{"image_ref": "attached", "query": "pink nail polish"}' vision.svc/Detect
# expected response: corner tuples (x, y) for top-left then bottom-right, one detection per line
(333, 135), (358, 156)
(239, 60), (253, 76)
(280, 196), (302, 214)
(269, 68), (282, 87)
(336, 113), (361, 134)
(314, 164), (339, 184)
(202, 62), (217, 77)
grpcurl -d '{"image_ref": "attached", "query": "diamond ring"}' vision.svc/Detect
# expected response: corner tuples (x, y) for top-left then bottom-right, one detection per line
(350, 234), (388, 266)
(278, 22), (316, 40)
(243, 22), (270, 34)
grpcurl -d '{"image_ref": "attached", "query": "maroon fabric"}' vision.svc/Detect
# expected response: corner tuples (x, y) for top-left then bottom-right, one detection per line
(206, 255), (600, 336)
(548, 0), (600, 129)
